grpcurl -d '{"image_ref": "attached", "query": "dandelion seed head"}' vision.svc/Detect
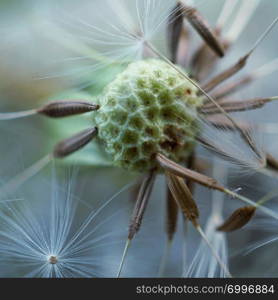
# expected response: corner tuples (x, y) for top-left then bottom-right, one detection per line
(94, 59), (203, 172)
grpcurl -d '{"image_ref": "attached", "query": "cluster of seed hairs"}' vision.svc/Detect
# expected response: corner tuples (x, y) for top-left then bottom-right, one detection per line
(0, 169), (131, 278)
(1, 0), (278, 277)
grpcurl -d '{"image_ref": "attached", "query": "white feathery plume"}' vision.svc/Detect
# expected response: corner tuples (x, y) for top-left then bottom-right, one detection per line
(0, 166), (132, 277)
(31, 0), (177, 85)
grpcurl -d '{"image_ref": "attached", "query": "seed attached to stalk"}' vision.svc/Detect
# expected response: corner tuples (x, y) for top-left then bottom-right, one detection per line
(0, 101), (99, 120)
(200, 97), (278, 114)
(37, 101), (100, 118)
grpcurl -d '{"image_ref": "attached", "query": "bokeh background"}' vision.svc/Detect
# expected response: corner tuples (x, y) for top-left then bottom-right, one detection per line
(0, 0), (278, 277)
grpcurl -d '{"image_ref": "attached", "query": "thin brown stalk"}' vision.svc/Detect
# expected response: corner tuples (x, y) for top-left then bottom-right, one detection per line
(128, 170), (156, 240)
(181, 3), (224, 57)
(119, 170), (155, 277)
(200, 97), (278, 114)
(156, 153), (225, 192)
(217, 206), (256, 232)
(53, 127), (98, 158)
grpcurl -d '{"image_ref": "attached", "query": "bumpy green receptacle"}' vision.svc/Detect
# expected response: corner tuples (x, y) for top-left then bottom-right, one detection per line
(94, 59), (203, 172)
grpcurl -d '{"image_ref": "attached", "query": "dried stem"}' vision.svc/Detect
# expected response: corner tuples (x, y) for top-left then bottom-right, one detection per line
(117, 171), (156, 277)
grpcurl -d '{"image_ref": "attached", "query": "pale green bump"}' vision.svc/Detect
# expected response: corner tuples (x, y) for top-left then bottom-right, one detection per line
(94, 59), (203, 172)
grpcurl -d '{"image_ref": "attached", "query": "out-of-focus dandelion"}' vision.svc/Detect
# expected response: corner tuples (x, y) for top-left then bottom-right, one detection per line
(0, 0), (278, 278)
(0, 165), (131, 277)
